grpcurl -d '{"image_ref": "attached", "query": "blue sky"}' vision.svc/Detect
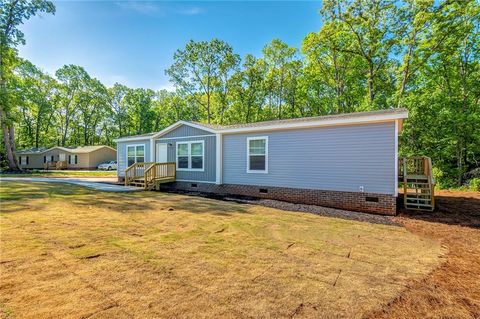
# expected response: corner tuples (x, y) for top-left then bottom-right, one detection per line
(19, 1), (323, 90)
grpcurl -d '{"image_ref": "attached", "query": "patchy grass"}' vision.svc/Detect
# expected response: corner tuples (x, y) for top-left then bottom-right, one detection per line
(0, 170), (116, 178)
(0, 182), (444, 318)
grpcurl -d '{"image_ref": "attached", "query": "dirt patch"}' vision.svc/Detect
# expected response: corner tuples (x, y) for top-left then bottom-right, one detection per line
(366, 189), (480, 319)
(0, 181), (444, 318)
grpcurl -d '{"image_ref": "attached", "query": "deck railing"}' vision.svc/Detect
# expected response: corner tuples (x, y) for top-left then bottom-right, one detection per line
(398, 156), (431, 178)
(144, 162), (176, 188)
(124, 162), (155, 186)
(125, 162), (176, 188)
(399, 156), (435, 210)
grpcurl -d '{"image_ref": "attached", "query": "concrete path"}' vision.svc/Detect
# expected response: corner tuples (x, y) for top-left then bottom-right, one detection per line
(0, 177), (142, 192)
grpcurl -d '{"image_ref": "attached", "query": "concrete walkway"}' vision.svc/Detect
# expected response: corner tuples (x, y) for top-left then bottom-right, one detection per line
(0, 177), (142, 192)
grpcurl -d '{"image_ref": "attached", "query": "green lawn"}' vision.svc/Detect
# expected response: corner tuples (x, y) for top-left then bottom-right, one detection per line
(0, 181), (444, 318)
(0, 170), (117, 178)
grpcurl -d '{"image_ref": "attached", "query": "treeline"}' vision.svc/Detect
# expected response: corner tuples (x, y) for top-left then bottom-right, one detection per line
(1, 0), (479, 189)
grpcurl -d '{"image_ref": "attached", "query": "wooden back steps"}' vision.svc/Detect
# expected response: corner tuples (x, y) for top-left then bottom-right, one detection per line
(398, 156), (435, 211)
(125, 162), (176, 190)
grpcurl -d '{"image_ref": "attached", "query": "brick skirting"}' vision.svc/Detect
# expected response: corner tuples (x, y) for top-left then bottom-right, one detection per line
(159, 181), (397, 215)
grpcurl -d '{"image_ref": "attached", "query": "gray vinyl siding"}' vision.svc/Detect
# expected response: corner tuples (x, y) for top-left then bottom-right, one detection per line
(156, 136), (216, 182)
(222, 122), (396, 195)
(161, 125), (213, 138)
(117, 139), (151, 177)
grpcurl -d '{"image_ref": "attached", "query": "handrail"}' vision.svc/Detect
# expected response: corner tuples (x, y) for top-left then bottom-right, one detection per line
(398, 156), (431, 177)
(124, 162), (155, 186)
(144, 162), (176, 189)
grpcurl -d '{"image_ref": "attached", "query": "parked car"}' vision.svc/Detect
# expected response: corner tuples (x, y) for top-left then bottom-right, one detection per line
(97, 161), (117, 170)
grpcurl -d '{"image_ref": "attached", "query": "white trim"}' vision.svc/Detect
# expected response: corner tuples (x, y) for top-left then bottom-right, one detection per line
(215, 133), (222, 184)
(113, 111), (408, 143)
(246, 136), (268, 174)
(152, 121), (217, 140)
(175, 179), (217, 184)
(149, 139), (155, 162)
(114, 136), (154, 143)
(155, 134), (216, 141)
(220, 112), (408, 134)
(394, 120), (399, 197)
(176, 140), (205, 172)
(126, 143), (146, 167)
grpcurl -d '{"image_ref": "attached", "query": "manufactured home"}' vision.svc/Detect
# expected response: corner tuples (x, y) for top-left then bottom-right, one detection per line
(115, 109), (411, 215)
(16, 146), (117, 170)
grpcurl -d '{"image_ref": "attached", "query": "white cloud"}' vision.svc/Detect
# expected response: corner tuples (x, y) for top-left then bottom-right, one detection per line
(115, 1), (204, 16)
(176, 6), (204, 16)
(115, 1), (161, 15)
(156, 83), (176, 92)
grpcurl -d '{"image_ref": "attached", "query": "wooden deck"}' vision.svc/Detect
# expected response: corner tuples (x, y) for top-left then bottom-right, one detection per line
(125, 162), (176, 189)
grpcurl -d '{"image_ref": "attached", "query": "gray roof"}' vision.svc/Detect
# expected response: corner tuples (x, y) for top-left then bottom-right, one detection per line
(15, 147), (49, 155)
(191, 108), (408, 131)
(16, 145), (115, 155)
(117, 132), (156, 139)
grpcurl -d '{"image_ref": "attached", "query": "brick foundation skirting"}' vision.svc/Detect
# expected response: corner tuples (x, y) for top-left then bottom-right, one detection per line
(159, 181), (396, 216)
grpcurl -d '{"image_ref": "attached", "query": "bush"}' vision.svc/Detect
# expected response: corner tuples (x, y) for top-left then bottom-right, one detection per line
(468, 178), (480, 192)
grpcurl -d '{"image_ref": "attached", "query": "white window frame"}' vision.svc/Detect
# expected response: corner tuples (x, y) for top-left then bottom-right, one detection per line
(247, 136), (268, 174)
(126, 144), (146, 167)
(176, 140), (205, 172)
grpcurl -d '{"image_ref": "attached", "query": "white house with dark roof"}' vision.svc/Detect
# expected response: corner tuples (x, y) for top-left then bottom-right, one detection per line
(114, 108), (409, 215)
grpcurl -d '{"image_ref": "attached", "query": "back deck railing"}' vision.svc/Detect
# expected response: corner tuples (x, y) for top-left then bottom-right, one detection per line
(398, 156), (435, 210)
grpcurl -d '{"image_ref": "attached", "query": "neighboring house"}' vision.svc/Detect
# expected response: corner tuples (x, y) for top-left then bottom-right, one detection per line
(115, 109), (408, 215)
(16, 146), (117, 170)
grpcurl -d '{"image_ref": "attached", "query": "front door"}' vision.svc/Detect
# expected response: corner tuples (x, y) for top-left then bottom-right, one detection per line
(59, 153), (66, 161)
(156, 143), (168, 163)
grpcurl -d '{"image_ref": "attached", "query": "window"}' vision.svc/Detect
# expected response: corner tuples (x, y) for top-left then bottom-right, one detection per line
(127, 145), (145, 167)
(68, 155), (78, 164)
(50, 155), (54, 162)
(176, 141), (204, 171)
(19, 156), (29, 165)
(247, 137), (268, 173)
(43, 156), (46, 163)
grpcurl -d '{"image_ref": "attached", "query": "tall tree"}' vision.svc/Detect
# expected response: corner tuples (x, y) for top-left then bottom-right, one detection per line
(166, 39), (240, 123)
(15, 59), (58, 148)
(262, 39), (300, 119)
(0, 0), (55, 169)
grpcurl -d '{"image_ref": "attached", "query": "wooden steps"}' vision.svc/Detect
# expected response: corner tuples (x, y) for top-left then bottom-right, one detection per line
(399, 157), (435, 211)
(125, 162), (176, 190)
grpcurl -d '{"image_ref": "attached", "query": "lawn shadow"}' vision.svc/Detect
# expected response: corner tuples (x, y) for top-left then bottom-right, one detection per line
(398, 193), (480, 229)
(1, 180), (250, 216)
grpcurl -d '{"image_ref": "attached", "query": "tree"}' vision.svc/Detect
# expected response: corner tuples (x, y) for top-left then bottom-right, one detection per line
(228, 54), (267, 123)
(55, 65), (92, 146)
(124, 88), (156, 135)
(108, 83), (129, 138)
(166, 39), (240, 123)
(262, 39), (301, 119)
(320, 0), (401, 108)
(15, 59), (58, 148)
(0, 0), (55, 169)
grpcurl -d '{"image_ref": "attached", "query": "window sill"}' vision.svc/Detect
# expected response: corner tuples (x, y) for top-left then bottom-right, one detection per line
(177, 168), (205, 172)
(246, 170), (268, 174)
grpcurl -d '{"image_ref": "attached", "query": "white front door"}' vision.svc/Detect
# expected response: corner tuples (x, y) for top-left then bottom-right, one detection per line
(156, 143), (168, 163)
(59, 153), (66, 161)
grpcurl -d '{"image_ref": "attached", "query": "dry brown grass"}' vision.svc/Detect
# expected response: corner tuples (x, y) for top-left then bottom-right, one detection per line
(0, 181), (444, 318)
(366, 189), (480, 319)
